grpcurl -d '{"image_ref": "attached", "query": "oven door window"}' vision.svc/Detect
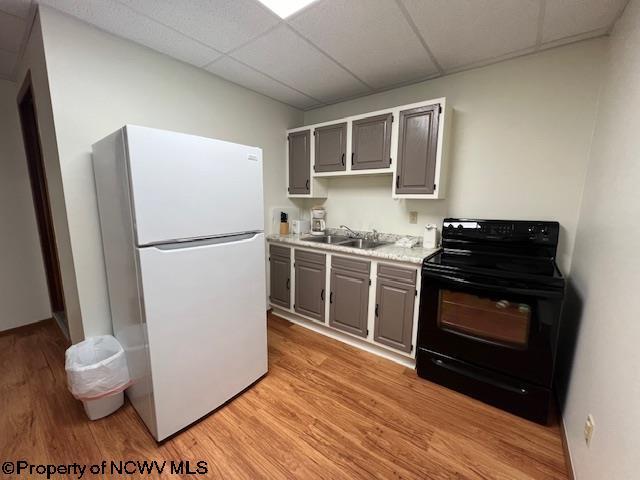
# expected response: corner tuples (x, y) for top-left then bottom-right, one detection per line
(438, 290), (531, 349)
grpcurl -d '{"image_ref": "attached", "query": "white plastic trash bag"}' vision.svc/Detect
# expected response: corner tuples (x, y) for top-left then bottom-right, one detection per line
(65, 335), (131, 401)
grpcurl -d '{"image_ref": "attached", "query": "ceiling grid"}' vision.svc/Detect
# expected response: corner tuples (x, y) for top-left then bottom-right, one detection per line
(0, 0), (630, 109)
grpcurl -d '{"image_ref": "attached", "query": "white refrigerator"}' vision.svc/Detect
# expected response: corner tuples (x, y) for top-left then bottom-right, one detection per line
(93, 125), (267, 441)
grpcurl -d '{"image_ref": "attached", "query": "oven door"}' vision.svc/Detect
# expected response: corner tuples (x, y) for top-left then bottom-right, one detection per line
(418, 269), (564, 387)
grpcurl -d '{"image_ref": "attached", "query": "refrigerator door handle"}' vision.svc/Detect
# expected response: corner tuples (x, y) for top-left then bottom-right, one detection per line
(151, 232), (261, 250)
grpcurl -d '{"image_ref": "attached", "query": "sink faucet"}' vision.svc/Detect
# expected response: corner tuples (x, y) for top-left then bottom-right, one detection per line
(340, 225), (361, 238)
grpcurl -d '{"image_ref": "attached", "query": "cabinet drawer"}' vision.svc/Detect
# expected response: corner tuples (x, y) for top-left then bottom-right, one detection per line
(295, 249), (325, 266)
(270, 244), (290, 259)
(331, 255), (370, 274)
(377, 264), (416, 284)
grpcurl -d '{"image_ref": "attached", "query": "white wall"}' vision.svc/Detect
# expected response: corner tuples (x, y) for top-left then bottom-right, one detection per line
(301, 39), (607, 274)
(559, 1), (640, 478)
(0, 79), (50, 331)
(35, 6), (303, 340)
(15, 13), (83, 342)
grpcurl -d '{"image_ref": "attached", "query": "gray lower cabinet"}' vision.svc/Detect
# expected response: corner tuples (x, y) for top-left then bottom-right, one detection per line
(314, 122), (347, 172)
(396, 104), (441, 195)
(288, 130), (311, 194)
(351, 113), (392, 170)
(329, 257), (370, 337)
(374, 264), (416, 352)
(294, 250), (326, 321)
(269, 245), (290, 309)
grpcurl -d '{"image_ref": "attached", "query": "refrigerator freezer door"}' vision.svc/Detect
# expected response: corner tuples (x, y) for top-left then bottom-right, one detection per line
(125, 125), (264, 246)
(137, 232), (267, 441)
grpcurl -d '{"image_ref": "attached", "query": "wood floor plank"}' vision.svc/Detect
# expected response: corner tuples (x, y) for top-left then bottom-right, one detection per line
(0, 313), (569, 479)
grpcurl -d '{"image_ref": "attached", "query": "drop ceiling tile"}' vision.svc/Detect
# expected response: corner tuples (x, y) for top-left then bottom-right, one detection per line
(0, 0), (32, 19)
(120, 0), (280, 53)
(231, 24), (369, 102)
(290, 0), (438, 89)
(0, 49), (17, 78)
(206, 56), (320, 109)
(40, 0), (221, 67)
(0, 12), (27, 52)
(543, 0), (628, 42)
(402, 0), (540, 71)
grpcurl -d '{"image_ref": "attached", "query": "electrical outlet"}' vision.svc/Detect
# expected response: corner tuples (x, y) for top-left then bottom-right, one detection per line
(584, 414), (595, 446)
(409, 211), (418, 224)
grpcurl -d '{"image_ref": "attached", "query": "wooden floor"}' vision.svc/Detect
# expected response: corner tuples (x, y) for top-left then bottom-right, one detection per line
(0, 313), (569, 479)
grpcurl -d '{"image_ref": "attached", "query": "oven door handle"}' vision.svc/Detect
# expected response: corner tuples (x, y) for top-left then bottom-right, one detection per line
(422, 271), (564, 298)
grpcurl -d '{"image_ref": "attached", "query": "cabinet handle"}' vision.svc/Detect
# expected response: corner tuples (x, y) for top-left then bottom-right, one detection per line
(330, 292), (334, 304)
(320, 289), (325, 301)
(305, 179), (310, 190)
(396, 175), (400, 189)
(351, 152), (355, 165)
(286, 278), (290, 290)
(375, 303), (379, 317)
(341, 153), (345, 166)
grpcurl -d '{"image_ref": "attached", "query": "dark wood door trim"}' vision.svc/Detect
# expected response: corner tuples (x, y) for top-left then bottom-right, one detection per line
(17, 71), (66, 316)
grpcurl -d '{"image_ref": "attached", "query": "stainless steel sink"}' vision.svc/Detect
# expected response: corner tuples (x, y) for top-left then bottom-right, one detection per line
(301, 235), (351, 244)
(302, 235), (389, 249)
(342, 238), (390, 249)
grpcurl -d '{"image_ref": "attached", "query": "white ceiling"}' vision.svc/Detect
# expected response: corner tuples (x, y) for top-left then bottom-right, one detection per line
(0, 0), (630, 109)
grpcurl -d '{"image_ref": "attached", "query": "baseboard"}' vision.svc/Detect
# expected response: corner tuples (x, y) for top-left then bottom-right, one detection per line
(0, 317), (53, 336)
(559, 414), (576, 480)
(270, 307), (416, 369)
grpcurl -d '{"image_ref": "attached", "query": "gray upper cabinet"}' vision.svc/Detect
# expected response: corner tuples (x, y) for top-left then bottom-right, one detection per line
(314, 123), (347, 173)
(288, 130), (311, 194)
(396, 105), (441, 195)
(269, 245), (290, 309)
(374, 265), (416, 353)
(351, 113), (393, 170)
(329, 257), (370, 337)
(294, 250), (326, 322)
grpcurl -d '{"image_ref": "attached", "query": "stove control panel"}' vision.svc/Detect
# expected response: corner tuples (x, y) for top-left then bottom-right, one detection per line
(442, 219), (559, 246)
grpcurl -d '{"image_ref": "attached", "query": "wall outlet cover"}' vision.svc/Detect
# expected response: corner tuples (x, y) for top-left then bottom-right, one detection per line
(409, 211), (418, 224)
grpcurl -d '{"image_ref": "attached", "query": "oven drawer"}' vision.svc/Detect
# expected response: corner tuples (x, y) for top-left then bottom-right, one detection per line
(416, 348), (551, 424)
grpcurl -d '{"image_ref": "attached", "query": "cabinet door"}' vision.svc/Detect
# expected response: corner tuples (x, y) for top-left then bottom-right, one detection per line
(269, 254), (290, 309)
(288, 130), (310, 194)
(351, 113), (392, 170)
(315, 123), (347, 172)
(295, 256), (326, 321)
(329, 268), (370, 337)
(374, 277), (415, 352)
(396, 105), (440, 195)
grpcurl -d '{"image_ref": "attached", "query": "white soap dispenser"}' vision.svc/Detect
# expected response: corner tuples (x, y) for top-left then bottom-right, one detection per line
(423, 224), (438, 249)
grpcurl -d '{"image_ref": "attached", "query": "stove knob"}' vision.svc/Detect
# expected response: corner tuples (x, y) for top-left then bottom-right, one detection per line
(528, 226), (537, 234)
(457, 224), (463, 229)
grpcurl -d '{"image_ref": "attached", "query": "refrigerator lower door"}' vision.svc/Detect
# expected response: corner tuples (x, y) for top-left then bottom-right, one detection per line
(136, 232), (267, 441)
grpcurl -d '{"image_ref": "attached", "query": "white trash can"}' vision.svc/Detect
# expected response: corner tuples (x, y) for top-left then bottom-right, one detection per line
(65, 335), (131, 420)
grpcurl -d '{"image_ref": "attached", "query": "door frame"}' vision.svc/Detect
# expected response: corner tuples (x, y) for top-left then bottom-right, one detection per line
(16, 71), (66, 317)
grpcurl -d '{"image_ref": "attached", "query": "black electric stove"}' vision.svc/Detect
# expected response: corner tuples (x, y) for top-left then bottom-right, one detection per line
(416, 219), (565, 424)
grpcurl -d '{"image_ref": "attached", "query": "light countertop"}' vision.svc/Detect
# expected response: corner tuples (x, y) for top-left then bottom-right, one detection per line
(267, 233), (440, 265)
